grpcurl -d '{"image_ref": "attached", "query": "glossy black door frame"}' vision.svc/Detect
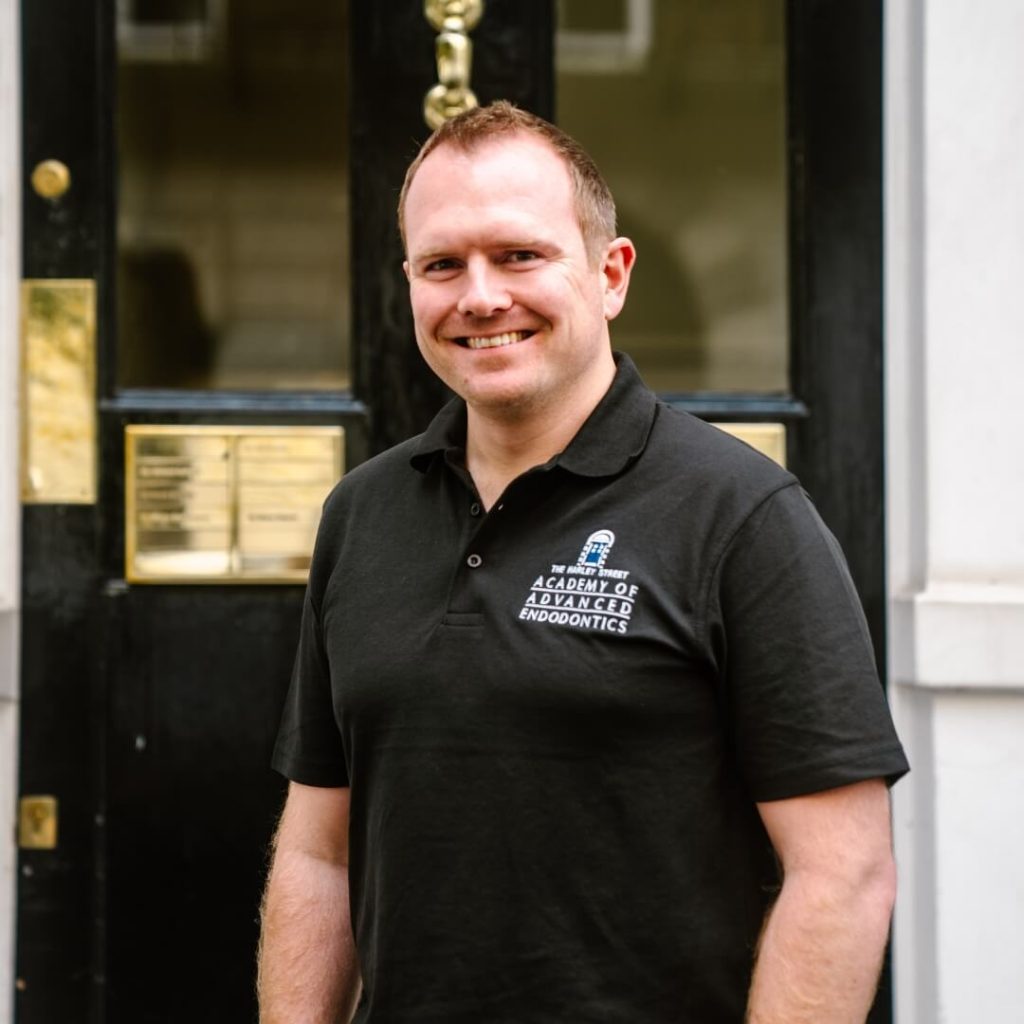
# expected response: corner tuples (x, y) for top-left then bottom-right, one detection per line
(786, 0), (886, 678)
(786, 3), (890, 1019)
(18, 0), (105, 1019)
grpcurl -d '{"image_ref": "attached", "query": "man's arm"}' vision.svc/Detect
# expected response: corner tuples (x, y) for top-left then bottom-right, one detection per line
(746, 778), (896, 1023)
(258, 782), (360, 1024)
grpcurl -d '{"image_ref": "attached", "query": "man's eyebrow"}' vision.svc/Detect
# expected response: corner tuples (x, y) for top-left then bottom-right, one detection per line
(410, 249), (456, 265)
(411, 238), (555, 263)
(491, 237), (553, 251)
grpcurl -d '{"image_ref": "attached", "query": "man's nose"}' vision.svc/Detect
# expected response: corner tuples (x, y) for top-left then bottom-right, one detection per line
(456, 258), (512, 318)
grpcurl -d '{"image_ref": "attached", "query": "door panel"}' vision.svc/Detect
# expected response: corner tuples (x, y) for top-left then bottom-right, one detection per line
(17, 508), (99, 1022)
(18, 2), (555, 1022)
(104, 587), (302, 1021)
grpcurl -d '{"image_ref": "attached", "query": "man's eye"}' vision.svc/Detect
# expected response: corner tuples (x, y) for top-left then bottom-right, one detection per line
(425, 258), (459, 273)
(506, 250), (539, 263)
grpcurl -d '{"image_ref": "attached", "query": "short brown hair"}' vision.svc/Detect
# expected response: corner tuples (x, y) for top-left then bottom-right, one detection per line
(398, 101), (617, 261)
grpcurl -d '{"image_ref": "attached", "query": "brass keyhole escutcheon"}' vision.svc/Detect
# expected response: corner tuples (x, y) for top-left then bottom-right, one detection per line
(31, 159), (72, 200)
(18, 795), (59, 849)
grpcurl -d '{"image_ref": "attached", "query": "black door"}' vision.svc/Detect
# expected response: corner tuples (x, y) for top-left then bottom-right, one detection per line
(16, 2), (885, 1022)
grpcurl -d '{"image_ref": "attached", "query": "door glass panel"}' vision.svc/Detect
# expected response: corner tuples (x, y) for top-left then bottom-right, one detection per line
(117, 0), (350, 390)
(557, 0), (787, 393)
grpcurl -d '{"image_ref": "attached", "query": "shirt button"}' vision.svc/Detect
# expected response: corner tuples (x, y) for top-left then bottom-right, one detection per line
(469, 502), (482, 516)
(466, 553), (483, 568)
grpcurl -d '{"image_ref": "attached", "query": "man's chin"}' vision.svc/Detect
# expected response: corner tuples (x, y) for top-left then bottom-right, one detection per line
(461, 378), (546, 420)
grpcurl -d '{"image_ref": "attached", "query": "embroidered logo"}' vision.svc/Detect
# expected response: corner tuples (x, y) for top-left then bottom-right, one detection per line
(577, 529), (615, 569)
(518, 528), (639, 637)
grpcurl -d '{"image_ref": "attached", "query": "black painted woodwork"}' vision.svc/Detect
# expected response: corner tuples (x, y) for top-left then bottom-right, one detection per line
(786, 3), (891, 1017)
(788, 0), (886, 654)
(350, 0), (556, 453)
(17, 507), (101, 1023)
(17, 1), (889, 1022)
(18, 2), (554, 1022)
(18, 0), (105, 1020)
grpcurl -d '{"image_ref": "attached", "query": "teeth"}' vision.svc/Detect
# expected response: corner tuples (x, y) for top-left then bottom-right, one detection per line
(465, 331), (530, 350)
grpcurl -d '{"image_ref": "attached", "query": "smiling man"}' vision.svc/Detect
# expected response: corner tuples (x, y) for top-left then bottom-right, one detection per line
(258, 103), (908, 1024)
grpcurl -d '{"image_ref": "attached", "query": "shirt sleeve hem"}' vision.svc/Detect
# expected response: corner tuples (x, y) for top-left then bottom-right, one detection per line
(748, 745), (910, 803)
(270, 748), (350, 788)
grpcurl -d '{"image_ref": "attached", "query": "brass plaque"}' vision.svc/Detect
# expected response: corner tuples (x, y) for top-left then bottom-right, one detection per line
(19, 795), (58, 850)
(21, 280), (97, 503)
(711, 422), (787, 468)
(126, 426), (344, 583)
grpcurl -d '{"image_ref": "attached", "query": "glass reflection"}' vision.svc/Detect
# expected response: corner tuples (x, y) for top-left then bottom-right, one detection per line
(117, 0), (350, 390)
(558, 0), (788, 394)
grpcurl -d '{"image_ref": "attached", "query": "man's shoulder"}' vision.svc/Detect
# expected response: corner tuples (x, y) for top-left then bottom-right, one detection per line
(645, 402), (796, 497)
(307, 434), (429, 591)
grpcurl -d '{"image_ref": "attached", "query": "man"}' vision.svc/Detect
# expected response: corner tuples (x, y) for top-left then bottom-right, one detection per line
(259, 102), (908, 1023)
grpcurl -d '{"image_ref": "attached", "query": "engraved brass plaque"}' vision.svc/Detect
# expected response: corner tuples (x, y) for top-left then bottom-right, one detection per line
(126, 426), (344, 583)
(21, 280), (97, 503)
(711, 422), (787, 468)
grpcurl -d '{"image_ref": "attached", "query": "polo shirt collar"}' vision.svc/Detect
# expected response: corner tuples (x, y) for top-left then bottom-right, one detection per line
(410, 352), (657, 479)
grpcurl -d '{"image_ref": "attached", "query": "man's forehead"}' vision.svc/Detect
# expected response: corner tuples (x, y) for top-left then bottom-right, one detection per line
(403, 133), (581, 254)
(413, 132), (570, 188)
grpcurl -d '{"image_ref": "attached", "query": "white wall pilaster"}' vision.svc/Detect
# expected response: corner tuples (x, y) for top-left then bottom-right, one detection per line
(886, 0), (1024, 1020)
(0, 0), (20, 1017)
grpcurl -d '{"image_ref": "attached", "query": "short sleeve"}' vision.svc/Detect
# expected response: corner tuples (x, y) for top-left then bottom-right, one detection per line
(708, 483), (908, 802)
(271, 586), (350, 787)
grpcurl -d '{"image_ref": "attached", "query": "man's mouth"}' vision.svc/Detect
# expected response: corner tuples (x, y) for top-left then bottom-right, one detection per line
(457, 330), (535, 350)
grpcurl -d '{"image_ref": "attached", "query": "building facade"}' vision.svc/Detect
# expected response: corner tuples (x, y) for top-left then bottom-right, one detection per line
(886, 2), (1024, 1020)
(1, 1), (1022, 1020)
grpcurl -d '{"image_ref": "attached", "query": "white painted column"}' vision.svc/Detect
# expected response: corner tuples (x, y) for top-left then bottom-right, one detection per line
(886, 1), (1024, 1021)
(0, 0), (20, 1018)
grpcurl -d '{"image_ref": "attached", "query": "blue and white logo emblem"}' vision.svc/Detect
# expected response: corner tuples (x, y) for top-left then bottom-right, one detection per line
(577, 529), (615, 569)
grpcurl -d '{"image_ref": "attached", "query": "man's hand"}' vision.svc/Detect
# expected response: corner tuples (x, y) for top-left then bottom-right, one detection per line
(258, 782), (360, 1024)
(747, 778), (896, 1023)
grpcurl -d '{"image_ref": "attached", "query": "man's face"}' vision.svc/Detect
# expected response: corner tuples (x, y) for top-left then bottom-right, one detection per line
(402, 133), (634, 421)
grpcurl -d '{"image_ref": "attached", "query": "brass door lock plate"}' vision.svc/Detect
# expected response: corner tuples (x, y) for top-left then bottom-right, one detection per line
(20, 279), (97, 503)
(18, 796), (58, 850)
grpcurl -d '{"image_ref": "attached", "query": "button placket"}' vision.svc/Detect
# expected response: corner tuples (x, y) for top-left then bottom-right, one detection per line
(443, 493), (493, 615)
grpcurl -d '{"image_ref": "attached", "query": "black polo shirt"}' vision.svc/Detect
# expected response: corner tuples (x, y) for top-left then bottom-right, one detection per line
(273, 354), (908, 1024)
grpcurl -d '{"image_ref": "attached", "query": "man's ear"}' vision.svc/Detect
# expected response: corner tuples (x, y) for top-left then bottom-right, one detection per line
(402, 260), (411, 282)
(601, 238), (636, 321)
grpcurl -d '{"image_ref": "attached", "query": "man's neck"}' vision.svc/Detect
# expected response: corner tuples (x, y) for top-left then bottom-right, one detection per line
(465, 364), (616, 510)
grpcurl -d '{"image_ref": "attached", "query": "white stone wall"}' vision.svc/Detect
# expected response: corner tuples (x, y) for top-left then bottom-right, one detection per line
(886, 0), (1024, 1020)
(0, 0), (19, 1017)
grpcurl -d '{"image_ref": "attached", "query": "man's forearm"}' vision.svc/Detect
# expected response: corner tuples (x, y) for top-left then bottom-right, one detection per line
(745, 861), (896, 1023)
(258, 847), (360, 1024)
